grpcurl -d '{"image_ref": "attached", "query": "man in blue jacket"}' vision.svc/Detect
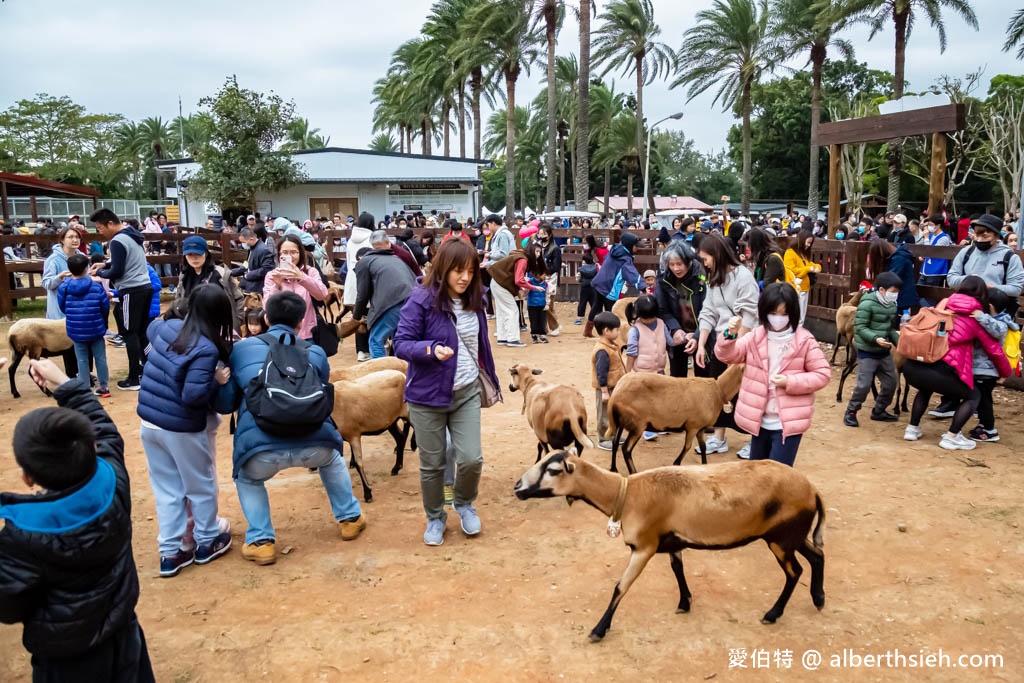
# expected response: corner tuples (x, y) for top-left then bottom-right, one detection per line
(215, 291), (365, 566)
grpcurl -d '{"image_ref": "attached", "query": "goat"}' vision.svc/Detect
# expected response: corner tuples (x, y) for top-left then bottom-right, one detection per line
(323, 282), (344, 323)
(508, 363), (593, 461)
(606, 363), (745, 472)
(331, 369), (411, 502)
(611, 296), (637, 348)
(514, 452), (826, 641)
(7, 319), (76, 398)
(329, 357), (408, 383)
(831, 290), (863, 366)
(241, 291), (263, 312)
(336, 316), (368, 340)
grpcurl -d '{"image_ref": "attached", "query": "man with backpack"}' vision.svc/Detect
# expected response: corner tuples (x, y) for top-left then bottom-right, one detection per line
(215, 291), (365, 566)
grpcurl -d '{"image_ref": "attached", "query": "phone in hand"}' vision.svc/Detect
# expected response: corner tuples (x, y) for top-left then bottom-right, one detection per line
(280, 254), (292, 265)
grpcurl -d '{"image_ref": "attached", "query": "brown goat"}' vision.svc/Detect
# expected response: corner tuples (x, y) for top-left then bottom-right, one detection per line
(606, 363), (745, 472)
(323, 282), (344, 323)
(329, 357), (408, 383)
(831, 290), (863, 366)
(7, 319), (75, 398)
(508, 364), (594, 461)
(514, 452), (826, 641)
(611, 296), (637, 348)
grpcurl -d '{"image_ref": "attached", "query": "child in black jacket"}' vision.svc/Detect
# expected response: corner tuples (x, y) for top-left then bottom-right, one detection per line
(0, 358), (154, 682)
(576, 253), (599, 325)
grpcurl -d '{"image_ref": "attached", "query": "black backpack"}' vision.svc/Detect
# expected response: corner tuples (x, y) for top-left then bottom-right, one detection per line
(243, 332), (335, 437)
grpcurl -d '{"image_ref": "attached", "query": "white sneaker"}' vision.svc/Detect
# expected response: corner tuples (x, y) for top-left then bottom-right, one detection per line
(548, 326), (561, 337)
(939, 432), (976, 451)
(696, 437), (728, 455)
(903, 425), (922, 441)
(737, 442), (751, 459)
(357, 351), (370, 362)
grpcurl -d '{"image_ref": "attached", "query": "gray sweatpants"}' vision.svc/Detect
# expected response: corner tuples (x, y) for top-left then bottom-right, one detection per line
(847, 354), (897, 413)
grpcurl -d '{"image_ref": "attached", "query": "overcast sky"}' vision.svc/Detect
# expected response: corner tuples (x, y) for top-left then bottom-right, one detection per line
(1, 0), (1020, 157)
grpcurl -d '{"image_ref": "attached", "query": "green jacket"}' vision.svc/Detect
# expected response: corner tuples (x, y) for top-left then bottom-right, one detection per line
(853, 290), (899, 354)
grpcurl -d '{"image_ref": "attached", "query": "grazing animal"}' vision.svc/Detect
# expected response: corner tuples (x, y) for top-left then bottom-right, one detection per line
(508, 364), (594, 461)
(611, 296), (637, 348)
(514, 452), (826, 641)
(831, 290), (863, 366)
(7, 319), (75, 398)
(323, 282), (344, 323)
(329, 357), (408, 382)
(606, 363), (745, 471)
(336, 316), (368, 339)
(241, 291), (263, 311)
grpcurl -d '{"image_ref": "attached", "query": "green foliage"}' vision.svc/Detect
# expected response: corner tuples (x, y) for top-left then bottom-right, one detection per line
(481, 157), (507, 209)
(988, 74), (1024, 105)
(369, 133), (398, 152)
(652, 130), (740, 201)
(281, 118), (330, 151)
(186, 76), (307, 208)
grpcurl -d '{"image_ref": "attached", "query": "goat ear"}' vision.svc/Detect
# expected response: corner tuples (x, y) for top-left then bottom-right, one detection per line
(566, 495), (576, 507)
(564, 458), (575, 474)
(531, 368), (543, 375)
(509, 367), (518, 375)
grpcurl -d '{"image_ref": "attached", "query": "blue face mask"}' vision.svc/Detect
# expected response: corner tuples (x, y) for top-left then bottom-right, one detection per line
(858, 226), (866, 234)
(241, 242), (250, 250)
(836, 232), (845, 240)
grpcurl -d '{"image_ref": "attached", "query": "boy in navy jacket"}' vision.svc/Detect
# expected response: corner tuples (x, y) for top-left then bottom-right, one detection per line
(58, 253), (111, 396)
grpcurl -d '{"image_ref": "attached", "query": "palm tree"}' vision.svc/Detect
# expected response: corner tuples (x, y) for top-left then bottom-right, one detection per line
(672, 0), (780, 216)
(837, 0), (979, 210)
(169, 113), (214, 157)
(533, 54), (580, 210)
(369, 134), (398, 152)
(448, 0), (501, 161)
(575, 0), (593, 212)
(136, 117), (171, 199)
(772, 0), (853, 216)
(589, 82), (627, 215)
(411, 34), (457, 157)
(459, 0), (542, 220)
(1006, 8), (1024, 59)
(592, 0), (676, 216)
(281, 118), (330, 151)
(426, 0), (482, 158)
(536, 0), (563, 212)
(593, 113), (642, 218)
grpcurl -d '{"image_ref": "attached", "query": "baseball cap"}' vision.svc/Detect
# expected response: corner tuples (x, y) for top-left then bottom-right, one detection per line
(893, 213), (907, 224)
(643, 269), (656, 279)
(182, 235), (209, 255)
(247, 214), (256, 220)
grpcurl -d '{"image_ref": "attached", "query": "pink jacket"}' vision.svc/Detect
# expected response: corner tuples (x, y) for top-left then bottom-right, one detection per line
(263, 265), (328, 340)
(940, 294), (1011, 388)
(716, 326), (831, 440)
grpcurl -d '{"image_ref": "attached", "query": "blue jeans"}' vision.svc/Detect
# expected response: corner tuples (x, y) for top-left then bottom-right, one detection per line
(749, 430), (802, 467)
(73, 338), (108, 388)
(369, 303), (403, 359)
(234, 447), (362, 544)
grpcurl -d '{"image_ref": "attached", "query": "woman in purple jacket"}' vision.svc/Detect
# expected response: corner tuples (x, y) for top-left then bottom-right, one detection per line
(394, 239), (501, 546)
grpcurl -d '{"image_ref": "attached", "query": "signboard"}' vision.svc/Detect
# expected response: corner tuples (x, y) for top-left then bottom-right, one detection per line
(255, 200), (273, 218)
(204, 201), (220, 216)
(399, 183), (461, 190)
(404, 204), (423, 210)
(164, 205), (180, 223)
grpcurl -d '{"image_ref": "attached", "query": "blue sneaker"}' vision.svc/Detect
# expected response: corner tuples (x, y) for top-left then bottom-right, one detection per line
(454, 504), (481, 536)
(424, 518), (446, 546)
(195, 532), (232, 565)
(160, 548), (195, 577)
(642, 430), (658, 441)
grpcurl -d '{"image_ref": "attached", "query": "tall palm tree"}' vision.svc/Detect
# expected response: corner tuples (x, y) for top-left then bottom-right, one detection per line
(838, 0), (979, 210)
(535, 0), (563, 212)
(592, 0), (676, 216)
(137, 116), (171, 198)
(773, 0), (853, 216)
(589, 82), (627, 215)
(411, 34), (457, 156)
(1006, 8), (1024, 59)
(169, 113), (214, 157)
(575, 0), (593, 212)
(533, 54), (580, 210)
(426, 0), (482, 158)
(449, 0), (502, 161)
(459, 0), (542, 220)
(672, 0), (780, 216)
(593, 113), (642, 218)
(281, 118), (330, 151)
(369, 133), (399, 152)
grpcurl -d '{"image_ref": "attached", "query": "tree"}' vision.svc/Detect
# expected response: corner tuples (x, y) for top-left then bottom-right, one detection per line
(450, 0), (502, 162)
(593, 113), (642, 218)
(1003, 8), (1024, 60)
(838, 0), (979, 210)
(588, 82), (626, 214)
(186, 76), (307, 210)
(280, 117), (330, 151)
(536, 0), (563, 211)
(653, 130), (741, 201)
(674, 0), (780, 215)
(593, 0), (676, 216)
(169, 113), (213, 158)
(424, 0), (481, 158)
(369, 133), (398, 152)
(772, 0), (853, 216)
(574, 0), (593, 213)
(978, 78), (1024, 215)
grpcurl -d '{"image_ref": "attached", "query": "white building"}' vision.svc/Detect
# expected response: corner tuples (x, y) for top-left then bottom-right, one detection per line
(157, 148), (489, 226)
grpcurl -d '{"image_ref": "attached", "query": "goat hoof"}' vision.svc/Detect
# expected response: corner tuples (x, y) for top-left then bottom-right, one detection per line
(587, 631), (605, 643)
(814, 595), (826, 609)
(390, 466), (402, 476)
(675, 606), (690, 614)
(761, 614), (779, 625)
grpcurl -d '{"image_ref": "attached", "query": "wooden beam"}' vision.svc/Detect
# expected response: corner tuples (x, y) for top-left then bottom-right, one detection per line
(928, 132), (947, 217)
(0, 180), (8, 223)
(817, 103), (964, 147)
(828, 144), (842, 236)
(29, 195), (38, 222)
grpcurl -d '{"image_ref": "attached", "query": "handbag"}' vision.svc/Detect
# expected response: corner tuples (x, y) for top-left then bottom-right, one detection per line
(455, 319), (502, 408)
(312, 309), (339, 357)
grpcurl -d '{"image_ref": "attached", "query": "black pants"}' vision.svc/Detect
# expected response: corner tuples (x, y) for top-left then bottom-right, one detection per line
(481, 270), (494, 316)
(517, 299), (526, 328)
(527, 305), (547, 336)
(668, 345), (708, 379)
(355, 331), (369, 355)
(577, 284), (595, 319)
(975, 376), (997, 430)
(31, 615), (154, 683)
(118, 285), (153, 384)
(588, 293), (614, 322)
(903, 359), (980, 434)
(704, 337), (739, 432)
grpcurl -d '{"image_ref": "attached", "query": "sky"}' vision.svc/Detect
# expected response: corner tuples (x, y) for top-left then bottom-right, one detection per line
(0, 0), (1021, 157)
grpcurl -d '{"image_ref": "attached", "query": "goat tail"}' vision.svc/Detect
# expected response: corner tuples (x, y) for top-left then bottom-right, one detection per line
(570, 415), (595, 450)
(812, 491), (826, 549)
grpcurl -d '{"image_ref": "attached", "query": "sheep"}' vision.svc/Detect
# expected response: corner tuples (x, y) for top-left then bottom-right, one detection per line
(331, 369), (412, 502)
(514, 452), (826, 641)
(508, 363), (594, 461)
(606, 363), (745, 472)
(7, 319), (76, 398)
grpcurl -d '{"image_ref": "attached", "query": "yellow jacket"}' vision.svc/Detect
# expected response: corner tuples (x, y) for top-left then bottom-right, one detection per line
(784, 249), (819, 293)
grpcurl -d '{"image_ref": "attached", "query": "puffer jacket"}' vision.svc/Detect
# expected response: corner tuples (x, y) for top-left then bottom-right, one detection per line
(138, 318), (222, 433)
(578, 262), (599, 287)
(147, 265), (163, 319)
(343, 227), (373, 306)
(887, 243), (919, 312)
(939, 294), (1011, 388)
(0, 380), (140, 659)
(715, 326), (831, 439)
(57, 276), (110, 342)
(214, 324), (342, 477)
(592, 244), (644, 301)
(973, 311), (1018, 378)
(853, 290), (899, 355)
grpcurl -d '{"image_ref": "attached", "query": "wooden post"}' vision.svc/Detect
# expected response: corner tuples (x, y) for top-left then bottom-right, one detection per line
(220, 228), (231, 269)
(928, 132), (947, 218)
(1, 180), (8, 223)
(828, 143), (842, 237)
(29, 195), (38, 222)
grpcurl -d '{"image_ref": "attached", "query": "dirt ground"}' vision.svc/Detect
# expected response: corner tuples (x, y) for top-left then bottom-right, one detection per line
(1, 301), (1021, 682)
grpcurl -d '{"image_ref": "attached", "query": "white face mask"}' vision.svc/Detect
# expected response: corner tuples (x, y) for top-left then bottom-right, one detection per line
(880, 290), (898, 305)
(767, 314), (791, 331)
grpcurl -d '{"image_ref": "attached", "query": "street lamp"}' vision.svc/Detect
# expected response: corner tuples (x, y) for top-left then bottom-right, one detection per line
(643, 111), (684, 223)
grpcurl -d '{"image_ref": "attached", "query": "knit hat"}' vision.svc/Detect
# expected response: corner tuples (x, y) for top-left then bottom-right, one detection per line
(182, 235), (209, 255)
(620, 232), (638, 251)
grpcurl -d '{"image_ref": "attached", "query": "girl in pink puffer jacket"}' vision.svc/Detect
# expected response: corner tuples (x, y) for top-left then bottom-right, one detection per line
(715, 282), (831, 466)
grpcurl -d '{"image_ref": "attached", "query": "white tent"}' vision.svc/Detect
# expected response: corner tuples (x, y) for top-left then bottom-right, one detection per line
(536, 210), (601, 219)
(496, 206), (508, 217)
(481, 206), (492, 216)
(523, 206), (537, 217)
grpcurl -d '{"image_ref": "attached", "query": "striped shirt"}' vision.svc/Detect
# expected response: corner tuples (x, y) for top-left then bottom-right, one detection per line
(452, 298), (480, 390)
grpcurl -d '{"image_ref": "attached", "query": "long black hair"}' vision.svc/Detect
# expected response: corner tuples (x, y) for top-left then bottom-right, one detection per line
(170, 284), (234, 362)
(180, 250), (218, 295)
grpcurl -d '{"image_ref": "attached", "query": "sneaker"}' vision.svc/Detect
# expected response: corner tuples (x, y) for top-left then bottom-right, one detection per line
(574, 319), (582, 325)
(116, 379), (141, 391)
(424, 518), (446, 546)
(486, 314), (496, 320)
(94, 387), (111, 398)
(107, 335), (125, 348)
(967, 425), (999, 443)
(737, 442), (751, 459)
(928, 409), (955, 419)
(696, 437), (728, 455)
(642, 430), (658, 441)
(505, 341), (527, 348)
(195, 532), (232, 565)
(496, 340), (508, 345)
(548, 326), (561, 337)
(454, 504), (481, 536)
(159, 548), (195, 577)
(357, 351), (371, 362)
(538, 335), (548, 343)
(520, 324), (529, 331)
(531, 335), (539, 344)
(597, 440), (613, 451)
(444, 484), (455, 505)
(340, 513), (367, 541)
(843, 410), (859, 427)
(242, 539), (276, 565)
(870, 410), (899, 422)
(904, 425), (922, 441)
(939, 432), (977, 451)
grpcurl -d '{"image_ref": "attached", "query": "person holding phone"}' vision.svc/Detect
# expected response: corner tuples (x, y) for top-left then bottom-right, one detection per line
(262, 235), (328, 341)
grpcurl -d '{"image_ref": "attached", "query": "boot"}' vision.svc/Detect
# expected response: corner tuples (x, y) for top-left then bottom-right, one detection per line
(583, 321), (595, 338)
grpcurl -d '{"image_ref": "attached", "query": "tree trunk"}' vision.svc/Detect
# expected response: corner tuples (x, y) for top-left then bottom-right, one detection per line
(544, 2), (558, 212)
(574, 0), (591, 212)
(808, 43), (825, 216)
(559, 132), (566, 210)
(505, 69), (517, 222)
(471, 66), (483, 161)
(421, 117), (429, 156)
(442, 102), (451, 157)
(635, 54), (654, 218)
(741, 80), (752, 216)
(626, 173), (634, 220)
(604, 165), (611, 218)
(458, 85), (466, 158)
(887, 9), (908, 212)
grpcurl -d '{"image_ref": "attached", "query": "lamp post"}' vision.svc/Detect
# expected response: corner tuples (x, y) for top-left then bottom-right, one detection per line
(642, 111), (684, 223)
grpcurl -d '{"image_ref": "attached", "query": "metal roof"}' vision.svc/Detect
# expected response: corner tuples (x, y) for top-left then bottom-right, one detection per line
(158, 146), (491, 167)
(0, 172), (100, 198)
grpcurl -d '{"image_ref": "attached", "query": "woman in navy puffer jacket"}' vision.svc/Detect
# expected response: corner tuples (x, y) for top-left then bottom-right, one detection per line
(138, 284), (235, 577)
